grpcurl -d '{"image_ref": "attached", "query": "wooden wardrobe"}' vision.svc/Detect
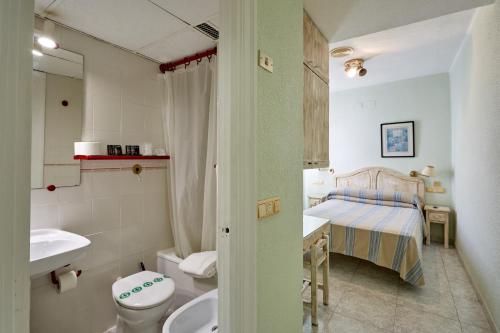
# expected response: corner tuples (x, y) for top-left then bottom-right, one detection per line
(303, 11), (329, 169)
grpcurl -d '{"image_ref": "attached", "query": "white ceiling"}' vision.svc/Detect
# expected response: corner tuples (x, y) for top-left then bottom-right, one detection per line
(304, 0), (492, 43)
(35, 0), (218, 63)
(331, 10), (475, 92)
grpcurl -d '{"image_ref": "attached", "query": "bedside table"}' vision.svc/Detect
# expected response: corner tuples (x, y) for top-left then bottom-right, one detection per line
(424, 205), (451, 248)
(308, 194), (327, 208)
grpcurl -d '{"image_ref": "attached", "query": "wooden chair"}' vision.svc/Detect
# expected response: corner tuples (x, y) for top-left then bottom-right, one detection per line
(302, 233), (329, 326)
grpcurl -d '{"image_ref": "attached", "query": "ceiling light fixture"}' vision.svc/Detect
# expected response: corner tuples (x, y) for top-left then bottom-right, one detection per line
(37, 20), (59, 49)
(344, 58), (367, 78)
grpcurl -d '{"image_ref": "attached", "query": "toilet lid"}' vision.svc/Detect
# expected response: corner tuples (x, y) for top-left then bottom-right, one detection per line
(112, 271), (175, 310)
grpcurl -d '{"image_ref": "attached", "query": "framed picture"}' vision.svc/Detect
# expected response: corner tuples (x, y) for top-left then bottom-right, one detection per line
(380, 121), (415, 158)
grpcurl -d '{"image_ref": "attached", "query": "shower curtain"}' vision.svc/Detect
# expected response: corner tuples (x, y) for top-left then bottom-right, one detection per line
(162, 58), (217, 259)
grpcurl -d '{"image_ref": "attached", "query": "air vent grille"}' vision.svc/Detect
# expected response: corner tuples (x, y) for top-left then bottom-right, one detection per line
(195, 22), (219, 40)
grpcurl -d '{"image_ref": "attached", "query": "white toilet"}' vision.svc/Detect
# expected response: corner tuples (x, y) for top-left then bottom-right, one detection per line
(112, 271), (175, 333)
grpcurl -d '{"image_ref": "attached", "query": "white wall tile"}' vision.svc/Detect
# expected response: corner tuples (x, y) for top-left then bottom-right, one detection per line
(120, 252), (144, 277)
(92, 197), (120, 232)
(30, 204), (59, 229)
(91, 171), (121, 198)
(121, 225), (144, 257)
(122, 102), (147, 133)
(89, 262), (120, 333)
(59, 201), (93, 235)
(91, 230), (121, 267)
(119, 170), (145, 196)
(31, 188), (58, 205)
(120, 194), (144, 228)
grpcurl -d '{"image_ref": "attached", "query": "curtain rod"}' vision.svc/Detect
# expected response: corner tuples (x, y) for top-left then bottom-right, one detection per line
(159, 47), (217, 73)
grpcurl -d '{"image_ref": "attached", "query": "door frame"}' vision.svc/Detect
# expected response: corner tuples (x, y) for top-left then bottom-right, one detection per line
(217, 0), (257, 331)
(0, 0), (34, 332)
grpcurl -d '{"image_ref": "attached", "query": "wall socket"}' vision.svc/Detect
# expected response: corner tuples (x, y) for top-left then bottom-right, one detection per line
(258, 50), (274, 73)
(257, 196), (280, 220)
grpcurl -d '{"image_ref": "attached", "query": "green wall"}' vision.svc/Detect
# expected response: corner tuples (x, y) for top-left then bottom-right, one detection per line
(450, 2), (500, 329)
(256, 0), (304, 332)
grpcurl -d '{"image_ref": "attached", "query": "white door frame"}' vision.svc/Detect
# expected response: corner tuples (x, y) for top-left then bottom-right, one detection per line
(217, 0), (257, 331)
(0, 0), (34, 332)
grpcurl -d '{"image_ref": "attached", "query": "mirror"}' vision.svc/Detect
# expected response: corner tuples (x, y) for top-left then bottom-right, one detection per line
(32, 48), (83, 189)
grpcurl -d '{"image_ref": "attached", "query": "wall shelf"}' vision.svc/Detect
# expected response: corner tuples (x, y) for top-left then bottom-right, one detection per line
(74, 155), (170, 160)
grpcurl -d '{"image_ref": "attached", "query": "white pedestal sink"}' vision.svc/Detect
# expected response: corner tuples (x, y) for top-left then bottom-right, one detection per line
(30, 229), (91, 277)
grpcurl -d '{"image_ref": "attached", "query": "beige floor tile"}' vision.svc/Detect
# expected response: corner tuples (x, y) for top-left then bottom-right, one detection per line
(461, 323), (493, 333)
(349, 272), (399, 302)
(444, 261), (470, 282)
(330, 313), (391, 333)
(303, 249), (494, 333)
(397, 284), (458, 320)
(453, 296), (490, 329)
(394, 305), (462, 333)
(335, 286), (397, 331)
(448, 278), (478, 301)
(420, 261), (450, 292)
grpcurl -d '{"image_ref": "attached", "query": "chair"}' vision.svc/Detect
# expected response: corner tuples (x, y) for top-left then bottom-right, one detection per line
(302, 234), (329, 326)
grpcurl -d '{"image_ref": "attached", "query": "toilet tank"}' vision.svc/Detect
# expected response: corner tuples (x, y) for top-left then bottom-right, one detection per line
(157, 248), (217, 309)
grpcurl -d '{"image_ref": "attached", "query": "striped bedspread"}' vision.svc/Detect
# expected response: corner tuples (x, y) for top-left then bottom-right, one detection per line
(304, 189), (426, 286)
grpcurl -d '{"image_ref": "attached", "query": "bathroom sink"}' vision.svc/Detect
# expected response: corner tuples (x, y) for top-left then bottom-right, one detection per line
(30, 229), (91, 277)
(163, 289), (218, 333)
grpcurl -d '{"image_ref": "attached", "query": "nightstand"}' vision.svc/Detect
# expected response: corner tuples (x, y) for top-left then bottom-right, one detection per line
(308, 193), (327, 208)
(424, 205), (451, 248)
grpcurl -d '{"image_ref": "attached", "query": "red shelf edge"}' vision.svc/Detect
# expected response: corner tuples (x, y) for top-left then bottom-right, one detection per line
(74, 155), (170, 160)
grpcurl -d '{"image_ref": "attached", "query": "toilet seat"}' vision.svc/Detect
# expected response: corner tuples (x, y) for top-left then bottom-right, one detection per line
(112, 271), (175, 310)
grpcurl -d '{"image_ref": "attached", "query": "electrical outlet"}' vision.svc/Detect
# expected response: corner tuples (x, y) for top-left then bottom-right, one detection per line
(258, 50), (273, 73)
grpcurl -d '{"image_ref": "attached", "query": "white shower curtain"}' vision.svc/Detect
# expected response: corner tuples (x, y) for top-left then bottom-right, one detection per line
(162, 58), (217, 259)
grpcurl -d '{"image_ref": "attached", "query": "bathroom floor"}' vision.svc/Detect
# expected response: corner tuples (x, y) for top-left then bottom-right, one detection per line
(303, 244), (494, 333)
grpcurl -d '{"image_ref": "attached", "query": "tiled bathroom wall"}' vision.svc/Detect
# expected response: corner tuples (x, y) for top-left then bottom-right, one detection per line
(30, 18), (173, 333)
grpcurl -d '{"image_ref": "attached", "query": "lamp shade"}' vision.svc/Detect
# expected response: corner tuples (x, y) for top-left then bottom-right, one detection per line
(421, 165), (436, 177)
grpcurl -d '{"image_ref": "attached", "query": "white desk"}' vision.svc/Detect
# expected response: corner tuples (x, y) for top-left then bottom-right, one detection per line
(303, 215), (330, 326)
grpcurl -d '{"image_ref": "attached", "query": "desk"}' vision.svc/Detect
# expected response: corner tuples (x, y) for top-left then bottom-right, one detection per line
(303, 215), (330, 326)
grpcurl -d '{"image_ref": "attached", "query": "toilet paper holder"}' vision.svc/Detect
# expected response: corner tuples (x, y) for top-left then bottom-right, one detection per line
(51, 269), (82, 287)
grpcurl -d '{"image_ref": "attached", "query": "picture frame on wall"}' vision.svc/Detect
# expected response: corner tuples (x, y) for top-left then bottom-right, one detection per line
(381, 121), (415, 158)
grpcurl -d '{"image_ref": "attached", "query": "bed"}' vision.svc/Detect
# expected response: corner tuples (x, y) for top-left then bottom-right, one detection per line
(303, 167), (427, 286)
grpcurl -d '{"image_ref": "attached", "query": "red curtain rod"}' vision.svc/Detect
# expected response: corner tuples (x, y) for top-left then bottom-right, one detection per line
(159, 47), (217, 73)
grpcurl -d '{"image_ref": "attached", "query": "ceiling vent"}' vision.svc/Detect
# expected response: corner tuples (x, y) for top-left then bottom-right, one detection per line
(194, 22), (219, 40)
(330, 46), (354, 58)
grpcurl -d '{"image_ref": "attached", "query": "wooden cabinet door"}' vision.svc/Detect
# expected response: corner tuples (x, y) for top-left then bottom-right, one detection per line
(303, 11), (329, 84)
(304, 66), (329, 169)
(303, 65), (315, 166)
(314, 76), (329, 165)
(303, 11), (315, 72)
(312, 25), (329, 83)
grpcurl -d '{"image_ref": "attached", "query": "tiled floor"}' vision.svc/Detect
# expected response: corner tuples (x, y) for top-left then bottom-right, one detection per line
(303, 244), (494, 333)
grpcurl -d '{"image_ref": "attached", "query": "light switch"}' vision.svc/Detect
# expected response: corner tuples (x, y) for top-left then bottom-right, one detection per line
(266, 202), (274, 216)
(258, 203), (267, 219)
(273, 199), (280, 213)
(258, 50), (274, 73)
(257, 196), (280, 220)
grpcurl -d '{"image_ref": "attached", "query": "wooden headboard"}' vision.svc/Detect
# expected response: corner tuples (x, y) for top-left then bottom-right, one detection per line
(334, 167), (425, 203)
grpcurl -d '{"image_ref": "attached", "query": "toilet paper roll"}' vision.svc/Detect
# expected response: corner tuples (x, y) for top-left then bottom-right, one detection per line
(74, 141), (101, 156)
(58, 270), (78, 293)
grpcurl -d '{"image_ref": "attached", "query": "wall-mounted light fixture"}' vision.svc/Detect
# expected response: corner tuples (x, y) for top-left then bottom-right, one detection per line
(410, 165), (436, 178)
(344, 58), (367, 78)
